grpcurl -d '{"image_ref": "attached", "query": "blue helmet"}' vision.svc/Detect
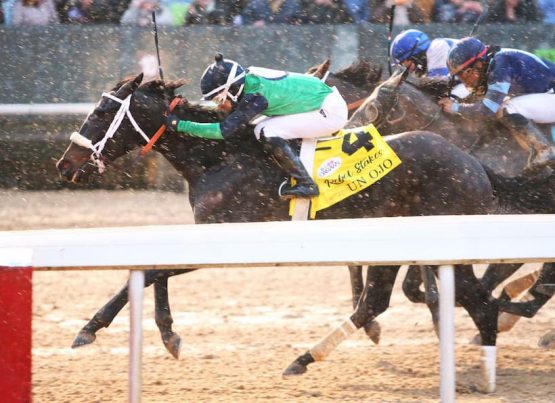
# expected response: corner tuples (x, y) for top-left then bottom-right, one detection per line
(200, 53), (245, 101)
(391, 29), (431, 64)
(447, 37), (488, 75)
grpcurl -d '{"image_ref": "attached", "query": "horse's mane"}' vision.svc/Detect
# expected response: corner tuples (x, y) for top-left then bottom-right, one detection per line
(334, 59), (382, 91)
(404, 78), (450, 100)
(173, 101), (226, 123)
(110, 76), (136, 92)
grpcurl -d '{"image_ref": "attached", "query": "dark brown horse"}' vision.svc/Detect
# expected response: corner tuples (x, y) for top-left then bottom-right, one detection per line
(57, 75), (555, 392)
(55, 72), (508, 370)
(325, 62), (555, 345)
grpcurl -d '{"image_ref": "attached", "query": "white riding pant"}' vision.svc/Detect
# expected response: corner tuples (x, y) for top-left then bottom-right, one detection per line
(502, 91), (555, 124)
(254, 87), (348, 140)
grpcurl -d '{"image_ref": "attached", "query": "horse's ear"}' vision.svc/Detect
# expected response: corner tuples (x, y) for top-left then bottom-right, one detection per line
(115, 73), (143, 98)
(166, 78), (191, 91)
(308, 58), (331, 79)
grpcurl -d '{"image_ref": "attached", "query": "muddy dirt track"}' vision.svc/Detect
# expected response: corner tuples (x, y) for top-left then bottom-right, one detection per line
(1, 190), (553, 402)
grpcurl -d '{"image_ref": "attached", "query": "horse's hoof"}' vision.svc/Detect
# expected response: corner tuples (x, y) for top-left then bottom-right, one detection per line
(71, 330), (96, 348)
(475, 381), (496, 394)
(282, 361), (307, 379)
(163, 333), (182, 359)
(364, 320), (381, 345)
(469, 333), (482, 345)
(538, 329), (555, 349)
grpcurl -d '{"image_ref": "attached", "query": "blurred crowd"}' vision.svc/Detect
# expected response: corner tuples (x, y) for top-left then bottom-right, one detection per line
(1, 0), (554, 26)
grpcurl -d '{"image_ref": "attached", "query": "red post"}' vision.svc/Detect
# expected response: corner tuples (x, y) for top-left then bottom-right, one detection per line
(0, 267), (33, 403)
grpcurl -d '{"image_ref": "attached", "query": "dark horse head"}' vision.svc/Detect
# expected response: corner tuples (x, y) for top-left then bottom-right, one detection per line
(56, 73), (300, 222)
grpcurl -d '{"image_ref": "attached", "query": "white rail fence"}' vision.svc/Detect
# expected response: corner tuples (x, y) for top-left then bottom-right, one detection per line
(0, 103), (94, 115)
(1, 215), (555, 403)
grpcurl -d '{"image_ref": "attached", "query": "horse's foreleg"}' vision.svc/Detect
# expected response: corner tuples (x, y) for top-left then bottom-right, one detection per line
(349, 265), (380, 344)
(283, 266), (399, 378)
(72, 269), (192, 349)
(72, 282), (130, 348)
(154, 276), (181, 359)
(455, 265), (498, 393)
(480, 263), (524, 294)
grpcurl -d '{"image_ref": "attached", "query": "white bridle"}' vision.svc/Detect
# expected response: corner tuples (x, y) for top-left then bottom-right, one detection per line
(69, 92), (151, 173)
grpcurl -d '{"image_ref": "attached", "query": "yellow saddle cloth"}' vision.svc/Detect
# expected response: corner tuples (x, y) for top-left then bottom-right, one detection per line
(290, 124), (402, 219)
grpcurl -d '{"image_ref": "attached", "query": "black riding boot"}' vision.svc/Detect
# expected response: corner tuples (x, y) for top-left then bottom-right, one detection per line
(260, 136), (319, 199)
(500, 111), (555, 172)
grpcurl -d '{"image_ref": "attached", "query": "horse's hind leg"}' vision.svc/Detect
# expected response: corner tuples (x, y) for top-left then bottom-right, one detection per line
(283, 266), (399, 378)
(402, 265), (425, 303)
(348, 265), (364, 307)
(349, 265), (381, 344)
(472, 263), (533, 344)
(496, 263), (553, 318)
(421, 265), (439, 336)
(480, 263), (523, 294)
(72, 269), (192, 349)
(455, 264), (499, 393)
(155, 275), (181, 359)
(403, 266), (440, 336)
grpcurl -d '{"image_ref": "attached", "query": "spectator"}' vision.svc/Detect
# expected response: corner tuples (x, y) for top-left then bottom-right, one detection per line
(342, 0), (370, 23)
(64, 0), (93, 22)
(432, 0), (482, 23)
(12, 0), (59, 25)
(161, 0), (190, 26)
(298, 0), (352, 23)
(487, 0), (539, 23)
(372, 0), (426, 25)
(2, 0), (15, 24)
(1, 0), (4, 23)
(93, 0), (131, 23)
(241, 0), (300, 25)
(214, 0), (246, 25)
(120, 0), (172, 25)
(185, 0), (223, 24)
(538, 0), (555, 24)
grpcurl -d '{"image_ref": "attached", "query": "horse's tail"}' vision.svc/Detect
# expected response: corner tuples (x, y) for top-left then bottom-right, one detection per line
(482, 165), (555, 214)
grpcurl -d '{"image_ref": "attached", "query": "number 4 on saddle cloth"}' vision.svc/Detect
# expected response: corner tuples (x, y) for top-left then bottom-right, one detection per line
(289, 124), (402, 219)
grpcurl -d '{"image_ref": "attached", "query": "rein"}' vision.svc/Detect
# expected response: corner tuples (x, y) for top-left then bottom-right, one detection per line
(70, 92), (182, 172)
(140, 96), (183, 155)
(347, 98), (367, 112)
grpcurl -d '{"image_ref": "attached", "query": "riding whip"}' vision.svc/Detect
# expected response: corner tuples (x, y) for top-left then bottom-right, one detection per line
(387, 5), (396, 76)
(152, 11), (164, 81)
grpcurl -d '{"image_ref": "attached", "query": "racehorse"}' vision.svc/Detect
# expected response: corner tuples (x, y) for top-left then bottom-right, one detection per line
(56, 73), (505, 375)
(329, 63), (555, 347)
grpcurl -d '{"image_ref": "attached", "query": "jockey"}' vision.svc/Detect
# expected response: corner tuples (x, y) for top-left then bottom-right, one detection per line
(166, 53), (348, 199)
(390, 29), (469, 99)
(439, 37), (555, 171)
